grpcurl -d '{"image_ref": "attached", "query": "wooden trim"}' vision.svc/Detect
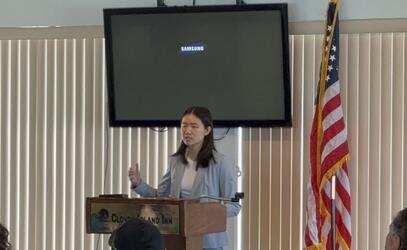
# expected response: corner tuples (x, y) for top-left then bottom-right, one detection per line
(0, 25), (104, 39)
(1, 18), (407, 40)
(289, 18), (407, 34)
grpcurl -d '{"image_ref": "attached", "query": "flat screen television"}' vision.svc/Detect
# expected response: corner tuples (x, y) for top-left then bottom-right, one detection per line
(104, 3), (291, 127)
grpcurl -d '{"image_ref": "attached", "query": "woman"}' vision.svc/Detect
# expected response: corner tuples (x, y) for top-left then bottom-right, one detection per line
(0, 224), (11, 250)
(128, 106), (240, 250)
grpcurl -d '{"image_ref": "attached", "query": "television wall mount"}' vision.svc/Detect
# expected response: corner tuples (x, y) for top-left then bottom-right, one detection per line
(157, 0), (166, 7)
(158, 0), (245, 7)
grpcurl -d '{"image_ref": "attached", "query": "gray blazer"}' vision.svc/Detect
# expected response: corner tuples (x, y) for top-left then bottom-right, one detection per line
(133, 151), (241, 249)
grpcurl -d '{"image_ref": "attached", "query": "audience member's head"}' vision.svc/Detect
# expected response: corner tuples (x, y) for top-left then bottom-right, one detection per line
(386, 208), (407, 250)
(0, 224), (11, 250)
(109, 218), (163, 250)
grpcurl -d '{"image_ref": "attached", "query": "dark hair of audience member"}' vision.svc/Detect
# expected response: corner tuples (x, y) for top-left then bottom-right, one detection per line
(390, 207), (407, 249)
(0, 224), (11, 250)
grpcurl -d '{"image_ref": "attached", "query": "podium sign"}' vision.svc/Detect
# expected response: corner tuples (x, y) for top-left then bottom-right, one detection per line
(89, 202), (180, 234)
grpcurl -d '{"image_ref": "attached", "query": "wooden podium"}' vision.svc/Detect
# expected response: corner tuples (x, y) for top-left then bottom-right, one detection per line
(86, 196), (226, 250)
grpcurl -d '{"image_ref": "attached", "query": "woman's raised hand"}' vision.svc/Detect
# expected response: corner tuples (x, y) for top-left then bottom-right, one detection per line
(128, 163), (141, 187)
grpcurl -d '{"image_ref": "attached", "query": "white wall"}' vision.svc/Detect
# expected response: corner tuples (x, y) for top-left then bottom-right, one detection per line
(2, 0), (407, 27)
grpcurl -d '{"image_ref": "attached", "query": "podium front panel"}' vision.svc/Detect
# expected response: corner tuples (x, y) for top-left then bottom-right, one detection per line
(87, 198), (180, 234)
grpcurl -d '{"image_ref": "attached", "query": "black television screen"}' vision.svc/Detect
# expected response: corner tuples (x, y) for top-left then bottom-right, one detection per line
(104, 4), (291, 127)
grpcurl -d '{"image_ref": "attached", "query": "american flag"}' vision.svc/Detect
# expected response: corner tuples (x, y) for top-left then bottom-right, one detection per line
(304, 0), (352, 249)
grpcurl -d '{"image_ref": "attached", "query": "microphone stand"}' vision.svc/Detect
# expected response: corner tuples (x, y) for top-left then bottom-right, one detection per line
(199, 192), (244, 204)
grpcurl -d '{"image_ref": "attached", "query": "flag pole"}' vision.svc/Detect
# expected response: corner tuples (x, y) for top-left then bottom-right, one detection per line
(331, 175), (336, 250)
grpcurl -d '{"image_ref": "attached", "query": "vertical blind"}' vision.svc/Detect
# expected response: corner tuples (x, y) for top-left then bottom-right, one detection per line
(0, 30), (406, 250)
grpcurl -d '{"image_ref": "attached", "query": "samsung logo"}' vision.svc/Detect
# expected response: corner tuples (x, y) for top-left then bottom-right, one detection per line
(181, 46), (204, 52)
(178, 43), (207, 55)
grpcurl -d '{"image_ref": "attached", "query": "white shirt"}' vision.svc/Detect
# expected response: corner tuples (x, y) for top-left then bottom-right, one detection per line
(180, 157), (197, 198)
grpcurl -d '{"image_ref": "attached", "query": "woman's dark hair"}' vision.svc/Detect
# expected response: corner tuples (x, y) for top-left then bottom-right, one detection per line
(0, 224), (11, 250)
(173, 106), (216, 168)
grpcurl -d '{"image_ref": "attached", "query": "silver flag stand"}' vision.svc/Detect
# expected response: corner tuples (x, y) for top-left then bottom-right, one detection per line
(331, 175), (336, 250)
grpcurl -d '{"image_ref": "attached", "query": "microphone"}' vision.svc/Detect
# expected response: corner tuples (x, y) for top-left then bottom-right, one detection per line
(231, 192), (244, 202)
